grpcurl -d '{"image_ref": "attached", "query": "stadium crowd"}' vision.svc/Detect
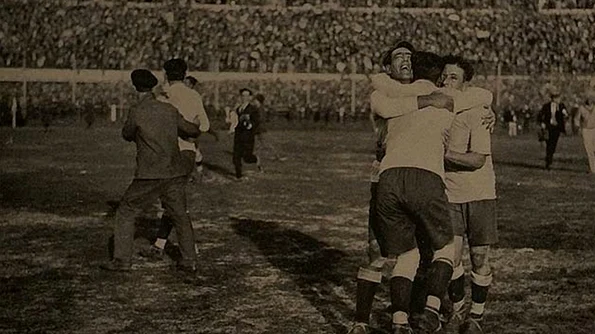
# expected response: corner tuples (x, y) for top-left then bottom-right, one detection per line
(1, 2), (594, 75)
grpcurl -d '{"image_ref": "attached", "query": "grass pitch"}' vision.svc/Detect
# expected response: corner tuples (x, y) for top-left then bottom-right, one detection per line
(1, 125), (595, 333)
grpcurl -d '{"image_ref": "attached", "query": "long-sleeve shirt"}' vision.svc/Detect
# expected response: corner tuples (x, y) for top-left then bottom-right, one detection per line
(122, 94), (200, 179)
(374, 80), (455, 180)
(162, 82), (210, 152)
(445, 94), (496, 203)
(579, 104), (595, 129)
(369, 73), (492, 118)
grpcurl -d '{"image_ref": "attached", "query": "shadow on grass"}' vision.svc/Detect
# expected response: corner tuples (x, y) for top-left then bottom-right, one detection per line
(202, 161), (236, 178)
(0, 169), (111, 216)
(103, 209), (184, 263)
(0, 269), (78, 333)
(497, 220), (595, 251)
(230, 218), (354, 334)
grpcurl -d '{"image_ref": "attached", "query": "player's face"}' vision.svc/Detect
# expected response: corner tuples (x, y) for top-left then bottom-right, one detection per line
(184, 79), (194, 88)
(388, 48), (412, 82)
(241, 91), (252, 104)
(441, 64), (466, 90)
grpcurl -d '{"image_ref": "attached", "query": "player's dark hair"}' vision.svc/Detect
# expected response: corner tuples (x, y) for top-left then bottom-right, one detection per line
(412, 51), (444, 84)
(381, 41), (415, 68)
(163, 58), (187, 82)
(255, 94), (265, 103)
(185, 76), (198, 87)
(442, 55), (475, 82)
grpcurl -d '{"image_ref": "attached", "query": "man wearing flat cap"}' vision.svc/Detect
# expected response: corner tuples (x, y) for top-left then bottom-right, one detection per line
(100, 69), (201, 273)
(538, 89), (568, 170)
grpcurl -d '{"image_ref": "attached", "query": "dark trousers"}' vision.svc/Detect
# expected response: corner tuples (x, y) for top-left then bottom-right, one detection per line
(545, 127), (562, 167)
(233, 132), (258, 178)
(153, 150), (195, 241)
(113, 176), (196, 266)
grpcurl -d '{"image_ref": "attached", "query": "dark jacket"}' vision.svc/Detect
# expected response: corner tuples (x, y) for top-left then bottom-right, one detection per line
(122, 94), (200, 179)
(235, 102), (262, 136)
(538, 101), (567, 133)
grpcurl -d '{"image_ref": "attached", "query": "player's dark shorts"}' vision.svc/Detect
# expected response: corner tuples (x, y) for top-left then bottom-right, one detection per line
(376, 167), (453, 256)
(449, 199), (498, 246)
(368, 181), (388, 259)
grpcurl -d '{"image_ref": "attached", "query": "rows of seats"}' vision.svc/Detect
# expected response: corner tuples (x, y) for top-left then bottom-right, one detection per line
(1, 2), (593, 75)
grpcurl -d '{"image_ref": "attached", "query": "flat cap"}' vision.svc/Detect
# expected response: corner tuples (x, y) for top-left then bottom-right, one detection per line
(131, 69), (158, 92)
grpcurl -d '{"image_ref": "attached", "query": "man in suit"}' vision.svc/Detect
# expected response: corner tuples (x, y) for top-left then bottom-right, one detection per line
(233, 89), (264, 180)
(100, 69), (201, 273)
(538, 91), (568, 170)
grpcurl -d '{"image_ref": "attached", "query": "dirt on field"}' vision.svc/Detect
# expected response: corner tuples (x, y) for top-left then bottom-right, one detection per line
(1, 126), (595, 334)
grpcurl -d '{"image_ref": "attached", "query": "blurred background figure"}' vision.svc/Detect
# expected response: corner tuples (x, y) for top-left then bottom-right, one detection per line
(232, 89), (264, 180)
(503, 107), (517, 137)
(538, 89), (568, 170)
(579, 91), (595, 174)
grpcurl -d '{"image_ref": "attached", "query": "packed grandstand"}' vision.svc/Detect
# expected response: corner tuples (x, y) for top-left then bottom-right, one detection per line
(0, 0), (594, 125)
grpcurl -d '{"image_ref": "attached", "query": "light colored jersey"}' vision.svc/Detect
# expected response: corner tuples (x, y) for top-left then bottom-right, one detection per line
(579, 104), (595, 129)
(370, 74), (492, 118)
(162, 82), (210, 152)
(376, 80), (454, 180)
(445, 89), (496, 203)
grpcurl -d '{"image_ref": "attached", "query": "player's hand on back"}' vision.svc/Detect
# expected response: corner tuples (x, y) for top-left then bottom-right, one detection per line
(419, 91), (454, 113)
(481, 107), (497, 133)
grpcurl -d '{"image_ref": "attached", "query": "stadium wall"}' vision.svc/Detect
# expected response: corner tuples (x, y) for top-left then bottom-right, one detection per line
(1, 69), (594, 124)
(3, 68), (594, 84)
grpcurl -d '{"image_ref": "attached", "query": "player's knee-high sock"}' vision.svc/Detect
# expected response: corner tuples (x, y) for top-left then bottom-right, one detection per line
(470, 271), (492, 318)
(410, 271), (429, 315)
(425, 243), (454, 312)
(389, 248), (420, 325)
(410, 244), (432, 315)
(448, 264), (466, 312)
(154, 214), (174, 249)
(355, 261), (384, 324)
(425, 261), (453, 312)
(355, 279), (379, 323)
(390, 277), (413, 325)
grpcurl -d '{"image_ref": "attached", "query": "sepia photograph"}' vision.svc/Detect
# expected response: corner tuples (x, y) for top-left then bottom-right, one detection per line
(1, 0), (595, 333)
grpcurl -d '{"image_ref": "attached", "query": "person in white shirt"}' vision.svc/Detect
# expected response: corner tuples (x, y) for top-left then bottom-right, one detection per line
(349, 44), (494, 334)
(140, 59), (210, 260)
(184, 75), (219, 182)
(349, 41), (419, 334)
(439, 55), (497, 334)
(579, 92), (595, 173)
(377, 51), (458, 334)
